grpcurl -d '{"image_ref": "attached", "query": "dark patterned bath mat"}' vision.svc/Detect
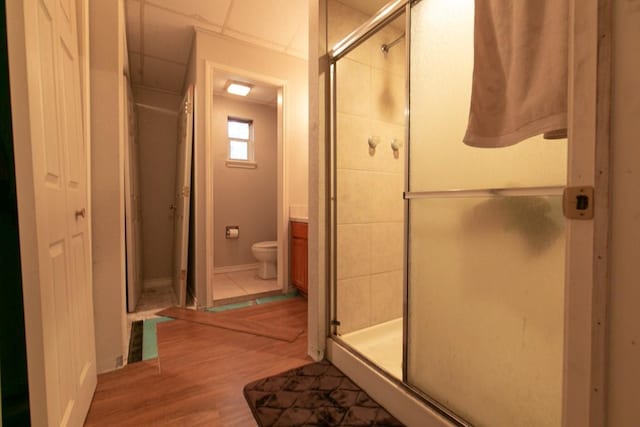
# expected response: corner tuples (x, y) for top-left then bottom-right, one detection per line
(243, 360), (404, 426)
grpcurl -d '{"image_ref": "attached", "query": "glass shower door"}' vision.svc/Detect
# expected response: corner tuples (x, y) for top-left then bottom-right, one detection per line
(406, 1), (568, 426)
(330, 7), (407, 380)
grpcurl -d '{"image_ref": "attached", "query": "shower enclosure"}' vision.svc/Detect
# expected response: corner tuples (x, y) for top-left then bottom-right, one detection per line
(329, 1), (569, 425)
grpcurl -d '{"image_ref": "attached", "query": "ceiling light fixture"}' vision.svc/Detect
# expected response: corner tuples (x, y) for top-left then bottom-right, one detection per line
(225, 81), (252, 97)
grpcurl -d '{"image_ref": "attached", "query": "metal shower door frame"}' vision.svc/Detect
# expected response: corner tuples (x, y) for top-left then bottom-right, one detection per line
(327, 0), (610, 425)
(327, 1), (468, 425)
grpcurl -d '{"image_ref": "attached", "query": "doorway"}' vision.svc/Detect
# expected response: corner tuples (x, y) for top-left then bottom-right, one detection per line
(205, 65), (288, 305)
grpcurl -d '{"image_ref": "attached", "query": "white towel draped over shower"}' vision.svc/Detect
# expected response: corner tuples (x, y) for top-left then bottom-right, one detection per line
(463, 1), (569, 148)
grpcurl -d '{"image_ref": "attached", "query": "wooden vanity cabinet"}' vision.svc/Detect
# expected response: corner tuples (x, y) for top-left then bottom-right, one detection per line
(290, 221), (308, 295)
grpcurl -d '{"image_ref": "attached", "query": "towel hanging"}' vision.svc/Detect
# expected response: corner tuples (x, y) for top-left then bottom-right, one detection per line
(463, 1), (569, 147)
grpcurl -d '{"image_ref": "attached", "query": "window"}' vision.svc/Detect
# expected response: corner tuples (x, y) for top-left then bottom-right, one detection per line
(227, 117), (254, 163)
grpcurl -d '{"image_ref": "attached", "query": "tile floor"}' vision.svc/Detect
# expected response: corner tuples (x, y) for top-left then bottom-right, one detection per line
(133, 285), (177, 313)
(213, 268), (280, 301)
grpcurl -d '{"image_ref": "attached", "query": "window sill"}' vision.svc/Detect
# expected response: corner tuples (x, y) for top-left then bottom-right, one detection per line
(225, 160), (257, 169)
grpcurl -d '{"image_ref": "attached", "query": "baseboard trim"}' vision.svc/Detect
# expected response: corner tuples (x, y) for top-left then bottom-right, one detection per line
(214, 263), (259, 274)
(143, 277), (172, 289)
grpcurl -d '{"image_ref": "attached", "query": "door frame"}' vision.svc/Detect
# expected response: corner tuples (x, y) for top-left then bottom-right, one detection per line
(563, 0), (611, 425)
(203, 61), (288, 306)
(313, 0), (613, 425)
(123, 75), (142, 312)
(172, 86), (194, 307)
(6, 2), (49, 421)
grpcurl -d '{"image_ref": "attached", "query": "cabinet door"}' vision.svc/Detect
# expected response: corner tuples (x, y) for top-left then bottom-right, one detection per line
(291, 237), (308, 293)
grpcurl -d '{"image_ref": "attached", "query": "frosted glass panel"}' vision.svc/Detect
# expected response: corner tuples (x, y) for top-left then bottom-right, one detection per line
(407, 195), (565, 426)
(409, 0), (567, 191)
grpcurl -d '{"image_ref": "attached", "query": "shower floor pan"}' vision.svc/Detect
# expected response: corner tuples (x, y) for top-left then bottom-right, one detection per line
(340, 317), (403, 380)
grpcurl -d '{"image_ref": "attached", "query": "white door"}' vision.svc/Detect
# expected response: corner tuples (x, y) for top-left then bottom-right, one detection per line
(124, 77), (143, 312)
(172, 87), (194, 306)
(6, 0), (97, 425)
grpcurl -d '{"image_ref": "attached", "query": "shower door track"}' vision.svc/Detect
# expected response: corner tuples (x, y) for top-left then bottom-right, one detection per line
(404, 185), (565, 199)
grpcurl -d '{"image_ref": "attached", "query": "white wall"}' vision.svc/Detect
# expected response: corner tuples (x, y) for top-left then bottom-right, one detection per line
(212, 96), (277, 268)
(307, 0), (328, 361)
(607, 1), (640, 424)
(89, 0), (127, 373)
(192, 30), (308, 306)
(133, 87), (181, 284)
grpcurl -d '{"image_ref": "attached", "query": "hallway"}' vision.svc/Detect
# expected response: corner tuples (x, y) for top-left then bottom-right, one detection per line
(85, 298), (310, 426)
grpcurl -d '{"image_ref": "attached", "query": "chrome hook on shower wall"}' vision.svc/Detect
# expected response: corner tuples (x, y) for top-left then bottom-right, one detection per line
(368, 136), (381, 156)
(391, 138), (403, 159)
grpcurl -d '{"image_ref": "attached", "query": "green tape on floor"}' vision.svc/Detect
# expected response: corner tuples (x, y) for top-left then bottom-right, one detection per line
(142, 316), (172, 360)
(206, 301), (253, 313)
(256, 290), (299, 304)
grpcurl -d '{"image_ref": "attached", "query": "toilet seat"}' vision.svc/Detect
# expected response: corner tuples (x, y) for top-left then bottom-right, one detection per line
(252, 240), (277, 249)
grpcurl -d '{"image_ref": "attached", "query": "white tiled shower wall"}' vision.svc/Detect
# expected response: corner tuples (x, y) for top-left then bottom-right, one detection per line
(331, 1), (406, 334)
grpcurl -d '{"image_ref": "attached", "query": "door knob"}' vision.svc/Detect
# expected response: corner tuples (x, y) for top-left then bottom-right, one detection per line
(75, 208), (86, 219)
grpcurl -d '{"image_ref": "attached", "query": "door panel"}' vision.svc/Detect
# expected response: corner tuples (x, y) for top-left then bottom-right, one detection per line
(131, 90), (143, 303)
(172, 87), (194, 306)
(7, 0), (97, 425)
(38, 2), (62, 180)
(125, 77), (142, 312)
(70, 233), (92, 379)
(407, 195), (565, 426)
(405, 1), (567, 425)
(60, 0), (73, 20)
(46, 243), (70, 424)
(60, 40), (83, 186)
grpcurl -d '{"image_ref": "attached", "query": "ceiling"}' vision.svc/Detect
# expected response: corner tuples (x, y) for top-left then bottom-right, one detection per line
(125, 0), (395, 95)
(125, 0), (309, 94)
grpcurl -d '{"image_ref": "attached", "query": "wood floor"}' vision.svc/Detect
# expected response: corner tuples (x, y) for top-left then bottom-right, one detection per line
(85, 298), (311, 426)
(156, 305), (303, 342)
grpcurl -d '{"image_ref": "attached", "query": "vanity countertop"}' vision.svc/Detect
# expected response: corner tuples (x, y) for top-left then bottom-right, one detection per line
(290, 216), (308, 223)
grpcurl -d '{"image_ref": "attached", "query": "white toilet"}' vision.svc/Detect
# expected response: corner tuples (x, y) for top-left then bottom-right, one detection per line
(251, 241), (277, 279)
